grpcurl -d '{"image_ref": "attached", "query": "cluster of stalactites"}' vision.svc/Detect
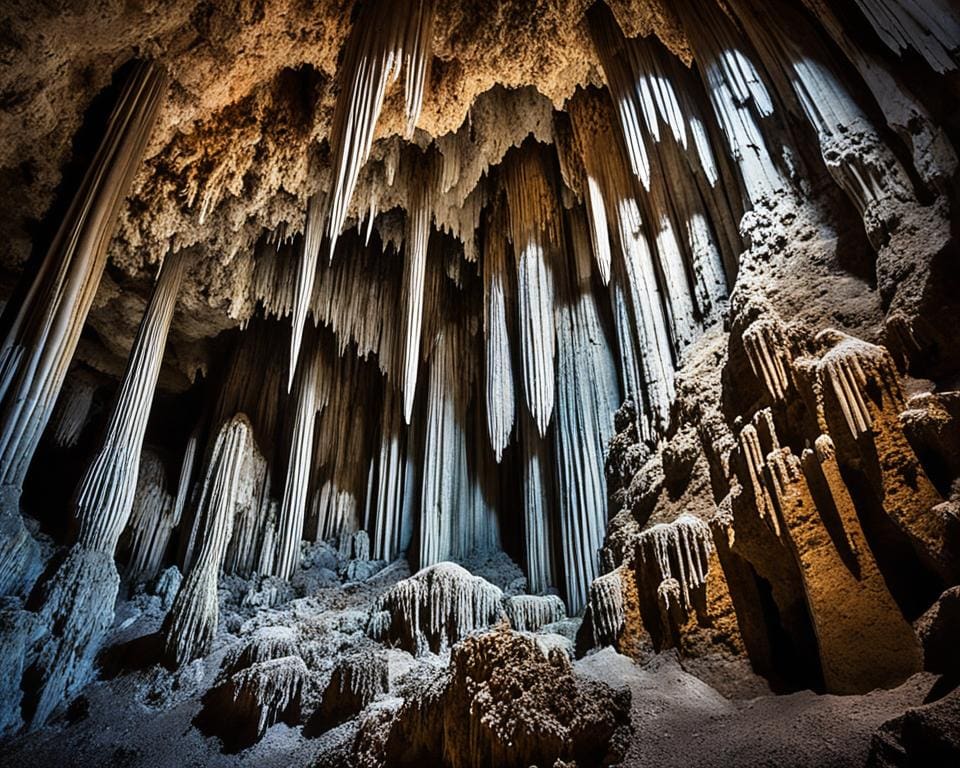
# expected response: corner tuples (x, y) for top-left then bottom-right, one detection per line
(286, 0), (437, 386)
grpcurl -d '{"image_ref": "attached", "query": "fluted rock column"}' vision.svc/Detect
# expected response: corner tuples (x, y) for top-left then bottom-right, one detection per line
(274, 337), (327, 581)
(23, 248), (185, 728)
(0, 60), (167, 489)
(0, 61), (167, 598)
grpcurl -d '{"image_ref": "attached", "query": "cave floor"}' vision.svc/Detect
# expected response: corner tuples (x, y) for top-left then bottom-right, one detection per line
(0, 549), (938, 768)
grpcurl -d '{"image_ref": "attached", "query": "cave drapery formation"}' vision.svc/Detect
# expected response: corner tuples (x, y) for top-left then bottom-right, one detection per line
(1, 0), (960, 765)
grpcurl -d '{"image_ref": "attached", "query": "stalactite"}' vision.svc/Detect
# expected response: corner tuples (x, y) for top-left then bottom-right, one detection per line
(125, 449), (177, 583)
(0, 61), (167, 493)
(324, 0), (436, 258)
(635, 514), (713, 614)
(674, 0), (789, 207)
(163, 415), (263, 667)
(566, 90), (675, 445)
(49, 370), (97, 449)
(274, 335), (329, 581)
(312, 350), (373, 542)
(728, 0), (918, 249)
(367, 562), (504, 655)
(552, 207), (621, 613)
(399, 151), (437, 423)
(482, 200), (516, 462)
(742, 315), (794, 402)
(312, 231), (403, 379)
(502, 143), (559, 436)
(587, 7), (728, 349)
(588, 569), (626, 648)
(850, 0), (959, 74)
(419, 321), (469, 566)
(212, 320), (289, 466)
(800, 0), (958, 189)
(288, 193), (324, 390)
(173, 427), (200, 537)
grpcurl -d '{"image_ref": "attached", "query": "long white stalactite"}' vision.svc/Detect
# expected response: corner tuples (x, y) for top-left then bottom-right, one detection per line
(482, 200), (516, 462)
(399, 153), (436, 423)
(503, 144), (558, 437)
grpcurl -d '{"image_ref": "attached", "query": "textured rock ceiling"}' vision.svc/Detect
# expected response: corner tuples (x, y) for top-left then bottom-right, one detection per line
(0, 0), (695, 390)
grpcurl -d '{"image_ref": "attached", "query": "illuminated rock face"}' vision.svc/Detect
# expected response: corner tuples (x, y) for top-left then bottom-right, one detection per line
(0, 0), (959, 764)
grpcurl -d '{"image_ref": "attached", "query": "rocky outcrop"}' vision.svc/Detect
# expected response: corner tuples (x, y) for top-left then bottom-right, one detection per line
(365, 624), (632, 768)
(368, 562), (504, 655)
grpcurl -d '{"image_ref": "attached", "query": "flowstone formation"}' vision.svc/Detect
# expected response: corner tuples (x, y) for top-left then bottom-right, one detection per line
(1, 0), (960, 766)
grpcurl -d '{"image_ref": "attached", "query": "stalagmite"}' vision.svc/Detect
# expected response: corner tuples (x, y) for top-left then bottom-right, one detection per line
(320, 650), (389, 723)
(482, 201), (516, 462)
(367, 562), (504, 655)
(324, 0), (436, 258)
(503, 144), (558, 436)
(125, 449), (177, 582)
(275, 336), (329, 581)
(200, 649), (308, 750)
(503, 594), (566, 632)
(163, 415), (262, 667)
(0, 61), (167, 493)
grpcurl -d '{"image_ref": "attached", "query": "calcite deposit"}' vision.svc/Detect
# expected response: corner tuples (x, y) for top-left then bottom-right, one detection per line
(1, 0), (959, 766)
